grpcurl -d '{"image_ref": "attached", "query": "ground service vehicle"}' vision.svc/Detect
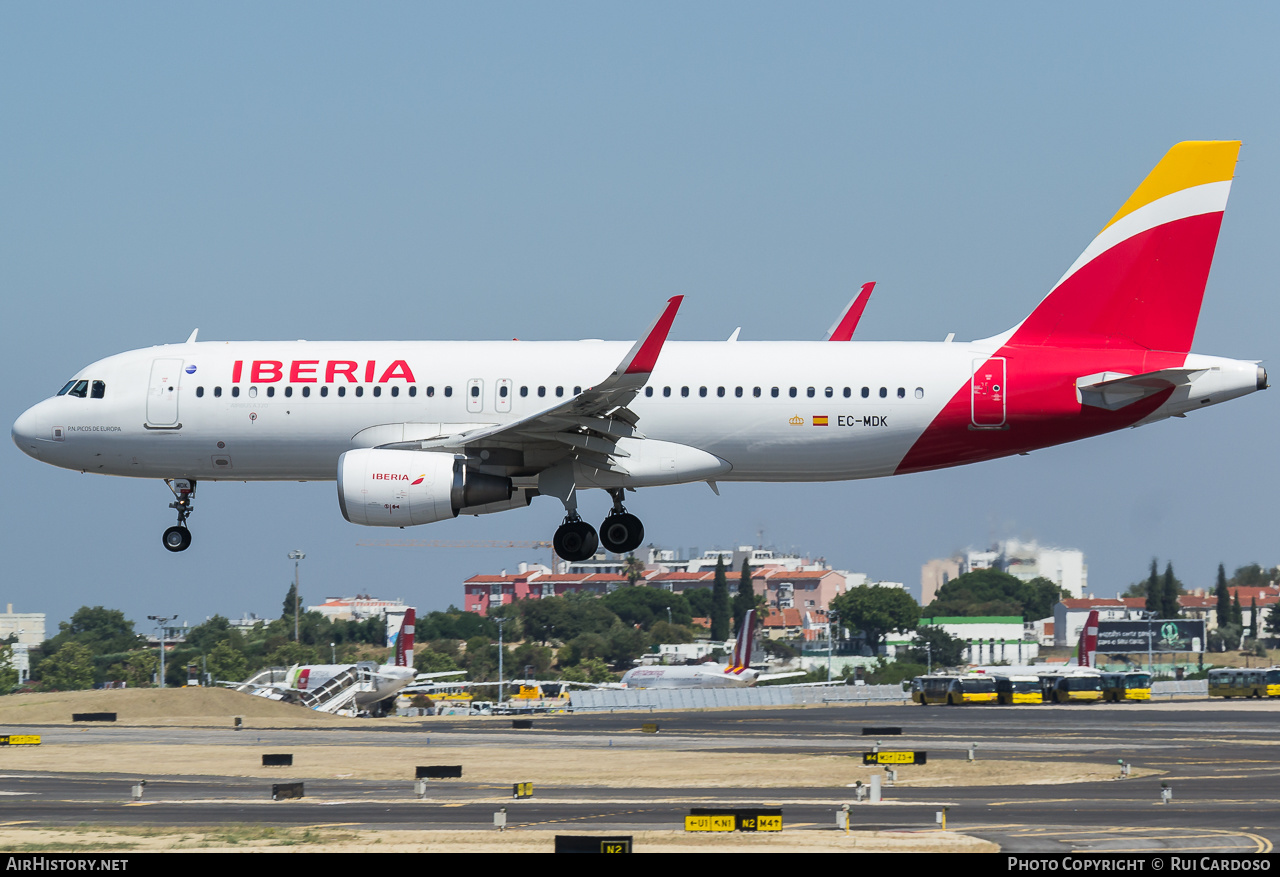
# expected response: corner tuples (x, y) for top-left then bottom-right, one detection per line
(1100, 672), (1152, 702)
(1040, 674), (1103, 704)
(994, 675), (1043, 705)
(911, 675), (998, 705)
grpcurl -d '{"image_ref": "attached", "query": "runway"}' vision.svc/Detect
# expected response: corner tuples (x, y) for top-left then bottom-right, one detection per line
(2, 701), (1278, 852)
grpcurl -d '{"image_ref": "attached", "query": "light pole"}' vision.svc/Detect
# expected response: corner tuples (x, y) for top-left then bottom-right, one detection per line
(495, 616), (506, 705)
(288, 550), (306, 642)
(147, 615), (176, 688)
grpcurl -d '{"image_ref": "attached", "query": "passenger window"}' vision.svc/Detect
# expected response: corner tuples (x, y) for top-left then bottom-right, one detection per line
(897, 387), (906, 399)
(303, 386), (311, 398)
(284, 386), (292, 398)
(321, 386), (329, 397)
(716, 387), (725, 397)
(915, 387), (924, 399)
(373, 386), (382, 397)
(427, 386), (435, 397)
(470, 385), (480, 397)
(753, 387), (761, 398)
(248, 387), (258, 398)
(444, 386), (453, 397)
(735, 387), (743, 397)
(519, 386), (527, 397)
(499, 386), (508, 398)
(699, 387), (707, 397)
(681, 387), (689, 397)
(555, 386), (564, 397)
(355, 386), (364, 397)
(574, 386), (581, 395)
(843, 387), (851, 398)
(214, 387), (222, 398)
(879, 387), (887, 398)
(824, 387), (833, 398)
(266, 387), (275, 398)
(663, 387), (671, 397)
(861, 387), (869, 398)
(391, 386), (399, 397)
(232, 387), (240, 398)
(789, 387), (797, 398)
(408, 386), (416, 397)
(91, 381), (106, 399)
(537, 386), (545, 397)
(338, 387), (346, 397)
(67, 380), (89, 398)
(806, 387), (815, 398)
(645, 387), (653, 397)
(196, 386), (204, 398)
(771, 387), (779, 398)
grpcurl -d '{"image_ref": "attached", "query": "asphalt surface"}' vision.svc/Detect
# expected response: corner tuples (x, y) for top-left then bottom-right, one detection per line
(2, 701), (1278, 852)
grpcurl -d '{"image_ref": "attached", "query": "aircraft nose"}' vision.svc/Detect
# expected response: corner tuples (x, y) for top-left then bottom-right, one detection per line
(12, 405), (44, 459)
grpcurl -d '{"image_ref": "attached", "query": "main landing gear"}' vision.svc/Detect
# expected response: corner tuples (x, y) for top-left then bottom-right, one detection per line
(162, 479), (196, 553)
(552, 489), (645, 562)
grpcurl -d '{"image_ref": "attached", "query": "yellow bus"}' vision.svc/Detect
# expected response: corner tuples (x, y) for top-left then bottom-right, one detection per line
(994, 675), (1043, 705)
(910, 675), (998, 705)
(1100, 672), (1152, 702)
(1040, 673), (1103, 704)
(1207, 668), (1280, 698)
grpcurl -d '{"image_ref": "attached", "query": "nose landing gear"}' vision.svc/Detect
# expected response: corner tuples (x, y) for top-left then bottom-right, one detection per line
(162, 479), (196, 553)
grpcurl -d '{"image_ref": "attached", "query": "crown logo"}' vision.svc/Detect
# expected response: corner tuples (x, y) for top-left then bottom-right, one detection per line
(789, 415), (803, 426)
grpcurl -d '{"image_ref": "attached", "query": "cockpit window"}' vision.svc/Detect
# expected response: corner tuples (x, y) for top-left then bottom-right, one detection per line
(57, 381), (76, 396)
(66, 380), (89, 398)
(91, 381), (106, 399)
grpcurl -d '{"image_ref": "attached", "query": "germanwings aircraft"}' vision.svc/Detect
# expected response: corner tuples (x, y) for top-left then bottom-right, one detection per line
(12, 142), (1265, 559)
(620, 610), (805, 688)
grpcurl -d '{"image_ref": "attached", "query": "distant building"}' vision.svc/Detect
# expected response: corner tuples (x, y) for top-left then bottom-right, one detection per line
(0, 604), (44, 686)
(922, 539), (1088, 603)
(310, 595), (411, 622)
(917, 616), (1040, 664)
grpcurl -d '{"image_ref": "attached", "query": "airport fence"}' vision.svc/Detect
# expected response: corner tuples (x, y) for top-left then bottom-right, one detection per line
(569, 683), (909, 712)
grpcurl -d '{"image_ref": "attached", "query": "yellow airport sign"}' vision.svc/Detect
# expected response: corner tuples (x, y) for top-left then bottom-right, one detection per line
(862, 751), (927, 765)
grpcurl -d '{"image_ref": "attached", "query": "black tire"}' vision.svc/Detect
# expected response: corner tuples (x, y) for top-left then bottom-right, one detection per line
(599, 513), (644, 554)
(162, 526), (191, 552)
(553, 521), (599, 562)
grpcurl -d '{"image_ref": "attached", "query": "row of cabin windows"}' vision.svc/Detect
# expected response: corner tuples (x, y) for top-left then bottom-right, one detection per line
(192, 383), (926, 401)
(645, 385), (924, 400)
(57, 379), (107, 399)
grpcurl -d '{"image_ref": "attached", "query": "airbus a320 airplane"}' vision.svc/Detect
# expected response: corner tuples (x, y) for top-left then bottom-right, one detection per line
(12, 142), (1265, 560)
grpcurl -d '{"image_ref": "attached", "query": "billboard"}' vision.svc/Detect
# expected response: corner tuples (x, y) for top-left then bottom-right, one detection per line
(1096, 620), (1204, 653)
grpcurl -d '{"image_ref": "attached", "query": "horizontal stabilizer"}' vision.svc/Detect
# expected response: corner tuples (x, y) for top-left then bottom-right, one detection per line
(1076, 367), (1205, 410)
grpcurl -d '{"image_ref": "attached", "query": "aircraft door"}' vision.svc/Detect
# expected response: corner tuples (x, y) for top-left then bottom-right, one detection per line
(466, 378), (484, 414)
(971, 357), (1006, 427)
(147, 358), (184, 426)
(495, 378), (512, 413)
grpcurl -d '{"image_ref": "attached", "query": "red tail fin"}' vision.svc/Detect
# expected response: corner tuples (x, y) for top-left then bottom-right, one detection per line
(394, 608), (415, 668)
(1078, 610), (1099, 669)
(729, 609), (757, 673)
(1008, 142), (1239, 353)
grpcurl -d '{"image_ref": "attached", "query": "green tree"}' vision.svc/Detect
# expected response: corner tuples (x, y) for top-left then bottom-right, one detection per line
(282, 583), (302, 634)
(602, 587), (691, 630)
(1215, 564), (1231, 628)
(1231, 593), (1244, 627)
(0, 643), (18, 692)
(44, 606), (140, 656)
(1264, 601), (1280, 647)
(733, 559), (755, 634)
(832, 585), (920, 653)
(560, 657), (615, 684)
(39, 642), (95, 690)
(622, 554), (646, 587)
(1161, 562), (1181, 618)
(903, 625), (967, 669)
(710, 557), (730, 641)
(206, 640), (247, 683)
(1144, 559), (1161, 616)
(924, 569), (1066, 622)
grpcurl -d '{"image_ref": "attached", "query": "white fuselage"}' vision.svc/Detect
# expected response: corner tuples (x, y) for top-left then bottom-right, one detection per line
(11, 338), (1262, 490)
(620, 662), (761, 689)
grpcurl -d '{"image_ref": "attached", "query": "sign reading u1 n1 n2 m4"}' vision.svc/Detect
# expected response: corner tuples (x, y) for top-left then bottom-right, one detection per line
(685, 809), (782, 832)
(0, 736), (40, 746)
(862, 751), (927, 765)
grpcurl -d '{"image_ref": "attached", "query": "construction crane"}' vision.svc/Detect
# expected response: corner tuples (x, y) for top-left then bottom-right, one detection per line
(357, 539), (553, 549)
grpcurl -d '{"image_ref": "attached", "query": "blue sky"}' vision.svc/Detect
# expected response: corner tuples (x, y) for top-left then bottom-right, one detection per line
(4, 3), (1278, 631)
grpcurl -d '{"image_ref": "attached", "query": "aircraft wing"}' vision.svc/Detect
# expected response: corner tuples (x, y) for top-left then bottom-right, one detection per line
(755, 671), (809, 683)
(413, 670), (467, 681)
(375, 296), (684, 475)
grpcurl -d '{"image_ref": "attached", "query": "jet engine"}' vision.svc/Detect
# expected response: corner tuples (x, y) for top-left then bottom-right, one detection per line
(337, 448), (512, 527)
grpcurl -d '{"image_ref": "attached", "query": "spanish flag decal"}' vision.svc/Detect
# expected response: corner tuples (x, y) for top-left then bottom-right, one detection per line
(813, 416), (829, 426)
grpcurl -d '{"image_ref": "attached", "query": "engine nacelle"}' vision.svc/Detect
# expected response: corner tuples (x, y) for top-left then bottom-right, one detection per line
(337, 448), (512, 527)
